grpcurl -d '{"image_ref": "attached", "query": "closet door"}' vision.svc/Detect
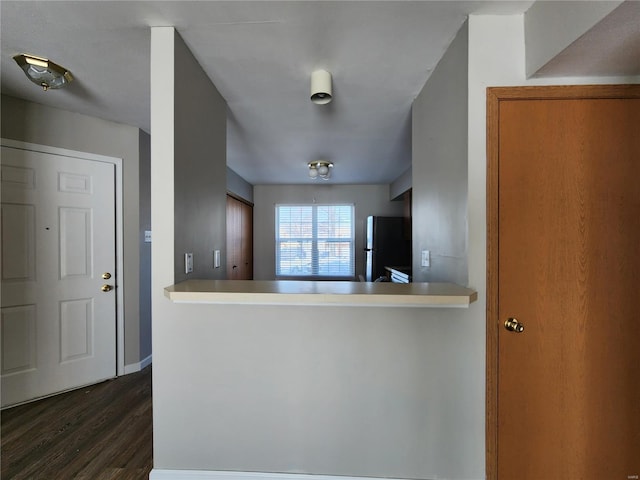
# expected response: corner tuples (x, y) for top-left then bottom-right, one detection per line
(240, 201), (253, 280)
(486, 85), (640, 480)
(226, 195), (240, 279)
(226, 195), (253, 280)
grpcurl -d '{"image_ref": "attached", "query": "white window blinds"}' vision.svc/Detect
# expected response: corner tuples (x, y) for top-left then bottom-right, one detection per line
(276, 204), (354, 277)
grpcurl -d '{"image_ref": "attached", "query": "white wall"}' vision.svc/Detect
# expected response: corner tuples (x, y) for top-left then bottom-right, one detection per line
(150, 26), (177, 471)
(467, 14), (640, 300)
(462, 13), (640, 479)
(253, 184), (403, 280)
(412, 20), (468, 285)
(1, 94), (150, 368)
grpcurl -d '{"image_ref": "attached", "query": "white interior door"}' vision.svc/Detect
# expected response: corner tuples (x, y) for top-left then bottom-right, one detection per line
(1, 145), (117, 407)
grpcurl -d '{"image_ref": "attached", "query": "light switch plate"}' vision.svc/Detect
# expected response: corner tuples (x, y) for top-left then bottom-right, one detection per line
(144, 230), (152, 243)
(185, 253), (193, 274)
(421, 250), (430, 267)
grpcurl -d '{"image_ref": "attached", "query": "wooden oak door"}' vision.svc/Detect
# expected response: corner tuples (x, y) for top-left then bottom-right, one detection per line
(1, 145), (117, 407)
(226, 195), (240, 279)
(226, 194), (253, 280)
(487, 85), (640, 480)
(239, 200), (253, 280)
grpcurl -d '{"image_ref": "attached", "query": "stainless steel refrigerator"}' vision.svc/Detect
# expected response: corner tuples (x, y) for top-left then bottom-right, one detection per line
(364, 216), (411, 281)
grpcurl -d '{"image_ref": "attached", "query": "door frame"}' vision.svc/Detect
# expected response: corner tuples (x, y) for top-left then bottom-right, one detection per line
(1, 138), (126, 376)
(485, 84), (640, 479)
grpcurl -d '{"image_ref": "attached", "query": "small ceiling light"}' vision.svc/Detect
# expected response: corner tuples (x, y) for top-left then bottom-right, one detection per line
(13, 54), (73, 91)
(310, 69), (332, 105)
(308, 160), (333, 180)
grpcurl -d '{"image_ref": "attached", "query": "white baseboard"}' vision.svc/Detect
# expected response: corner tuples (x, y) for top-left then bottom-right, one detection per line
(148, 470), (482, 480)
(148, 471), (464, 480)
(123, 354), (152, 375)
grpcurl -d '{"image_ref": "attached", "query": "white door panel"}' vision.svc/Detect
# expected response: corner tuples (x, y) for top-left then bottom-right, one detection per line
(1, 146), (116, 407)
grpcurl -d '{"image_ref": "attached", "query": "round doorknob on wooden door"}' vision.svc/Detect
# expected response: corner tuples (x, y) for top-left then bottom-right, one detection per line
(504, 318), (524, 333)
(101, 284), (113, 292)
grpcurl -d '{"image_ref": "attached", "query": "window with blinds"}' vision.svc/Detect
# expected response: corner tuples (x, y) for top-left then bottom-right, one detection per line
(275, 204), (354, 278)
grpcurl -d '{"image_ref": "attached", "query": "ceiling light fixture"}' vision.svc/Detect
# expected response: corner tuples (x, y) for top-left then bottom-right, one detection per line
(13, 54), (73, 91)
(308, 160), (333, 180)
(310, 69), (332, 104)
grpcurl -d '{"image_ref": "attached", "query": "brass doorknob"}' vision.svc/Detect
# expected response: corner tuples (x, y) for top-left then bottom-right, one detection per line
(505, 318), (524, 333)
(101, 284), (113, 292)
(102, 272), (112, 279)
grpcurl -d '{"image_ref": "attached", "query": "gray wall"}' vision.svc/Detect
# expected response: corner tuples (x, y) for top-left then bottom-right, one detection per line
(525, 1), (623, 77)
(151, 302), (481, 478)
(389, 166), (411, 200)
(253, 184), (404, 280)
(150, 15), (640, 480)
(138, 129), (152, 361)
(227, 166), (254, 203)
(173, 33), (228, 283)
(1, 94), (150, 368)
(412, 20), (468, 285)
(151, 25), (483, 480)
(150, 27), (484, 479)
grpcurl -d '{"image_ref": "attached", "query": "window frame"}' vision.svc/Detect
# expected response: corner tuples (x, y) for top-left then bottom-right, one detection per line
(275, 203), (355, 280)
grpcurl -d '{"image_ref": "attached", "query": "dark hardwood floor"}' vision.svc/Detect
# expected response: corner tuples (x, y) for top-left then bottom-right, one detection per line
(1, 366), (152, 479)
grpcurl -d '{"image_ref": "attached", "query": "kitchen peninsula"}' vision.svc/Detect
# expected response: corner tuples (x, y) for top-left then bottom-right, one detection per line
(165, 279), (477, 308)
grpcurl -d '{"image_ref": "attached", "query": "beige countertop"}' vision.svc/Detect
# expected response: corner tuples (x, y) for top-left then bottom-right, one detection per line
(165, 279), (478, 308)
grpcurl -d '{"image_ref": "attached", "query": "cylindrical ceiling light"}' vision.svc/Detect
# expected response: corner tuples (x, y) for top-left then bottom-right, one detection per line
(310, 69), (332, 105)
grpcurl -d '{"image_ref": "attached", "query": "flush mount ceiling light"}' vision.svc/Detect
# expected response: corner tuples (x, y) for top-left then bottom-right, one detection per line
(310, 69), (332, 105)
(13, 54), (73, 91)
(308, 160), (333, 180)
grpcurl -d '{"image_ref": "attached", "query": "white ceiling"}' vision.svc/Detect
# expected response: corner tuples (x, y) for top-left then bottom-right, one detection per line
(1, 1), (638, 185)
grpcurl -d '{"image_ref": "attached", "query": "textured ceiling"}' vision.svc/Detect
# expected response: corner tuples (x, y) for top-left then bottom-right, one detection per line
(1, 1), (637, 185)
(533, 0), (640, 78)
